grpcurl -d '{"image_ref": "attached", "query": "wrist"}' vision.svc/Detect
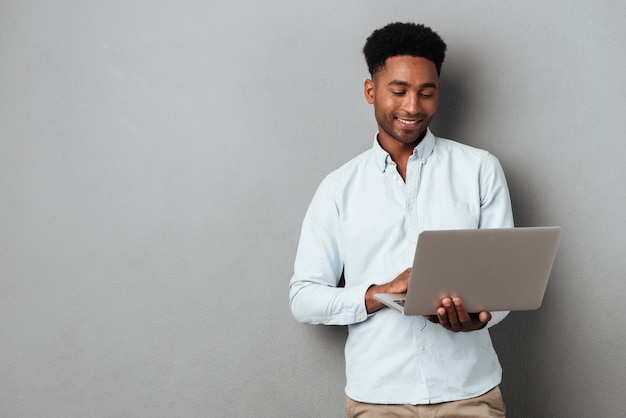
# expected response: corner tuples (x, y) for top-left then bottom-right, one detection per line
(365, 284), (385, 314)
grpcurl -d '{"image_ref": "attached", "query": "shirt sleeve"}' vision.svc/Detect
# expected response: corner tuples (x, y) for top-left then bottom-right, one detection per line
(289, 177), (370, 326)
(478, 153), (514, 230)
(479, 153), (515, 328)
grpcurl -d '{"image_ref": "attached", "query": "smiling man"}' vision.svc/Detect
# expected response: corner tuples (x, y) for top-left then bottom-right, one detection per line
(289, 22), (513, 417)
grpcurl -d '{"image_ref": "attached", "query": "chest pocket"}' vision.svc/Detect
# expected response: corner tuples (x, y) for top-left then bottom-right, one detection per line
(419, 201), (479, 231)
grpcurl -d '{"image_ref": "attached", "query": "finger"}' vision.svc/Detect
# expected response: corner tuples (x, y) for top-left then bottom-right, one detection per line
(442, 298), (461, 331)
(436, 307), (450, 328)
(452, 297), (473, 329)
(479, 311), (492, 324)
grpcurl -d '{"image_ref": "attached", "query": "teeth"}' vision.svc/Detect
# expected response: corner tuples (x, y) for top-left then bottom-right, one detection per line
(398, 118), (418, 125)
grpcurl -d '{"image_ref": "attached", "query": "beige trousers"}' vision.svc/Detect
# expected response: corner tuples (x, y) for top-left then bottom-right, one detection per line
(345, 385), (506, 418)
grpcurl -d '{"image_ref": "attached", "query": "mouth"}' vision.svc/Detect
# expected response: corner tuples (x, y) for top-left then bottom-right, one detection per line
(396, 118), (418, 126)
(396, 117), (422, 128)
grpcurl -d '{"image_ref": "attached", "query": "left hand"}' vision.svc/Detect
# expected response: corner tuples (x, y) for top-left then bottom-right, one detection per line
(425, 297), (491, 332)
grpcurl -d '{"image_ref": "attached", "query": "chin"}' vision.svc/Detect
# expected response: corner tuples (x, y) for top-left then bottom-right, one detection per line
(396, 132), (425, 144)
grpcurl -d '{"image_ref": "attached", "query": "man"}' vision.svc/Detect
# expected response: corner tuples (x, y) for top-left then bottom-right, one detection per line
(289, 22), (513, 417)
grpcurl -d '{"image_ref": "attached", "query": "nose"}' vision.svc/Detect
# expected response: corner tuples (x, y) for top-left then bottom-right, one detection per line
(401, 92), (420, 115)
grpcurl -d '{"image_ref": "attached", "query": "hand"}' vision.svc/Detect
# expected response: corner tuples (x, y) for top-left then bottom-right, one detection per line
(425, 297), (491, 332)
(365, 268), (411, 314)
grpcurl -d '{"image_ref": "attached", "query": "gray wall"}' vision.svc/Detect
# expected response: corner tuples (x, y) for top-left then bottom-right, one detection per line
(2, 1), (625, 417)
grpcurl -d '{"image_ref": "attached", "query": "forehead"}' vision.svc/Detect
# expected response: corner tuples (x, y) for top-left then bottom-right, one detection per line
(374, 55), (439, 85)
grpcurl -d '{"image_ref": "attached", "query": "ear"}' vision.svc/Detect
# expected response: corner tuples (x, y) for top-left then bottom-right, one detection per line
(364, 79), (375, 104)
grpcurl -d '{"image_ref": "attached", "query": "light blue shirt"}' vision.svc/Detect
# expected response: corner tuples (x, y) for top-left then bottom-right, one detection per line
(289, 129), (514, 404)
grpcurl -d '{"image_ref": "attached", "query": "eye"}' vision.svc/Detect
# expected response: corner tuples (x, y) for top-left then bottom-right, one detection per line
(391, 90), (406, 96)
(420, 89), (436, 99)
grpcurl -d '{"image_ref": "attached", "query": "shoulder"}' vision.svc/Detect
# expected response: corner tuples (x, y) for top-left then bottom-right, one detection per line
(305, 148), (374, 214)
(434, 137), (490, 157)
(306, 148), (377, 211)
(433, 136), (501, 167)
(321, 148), (375, 187)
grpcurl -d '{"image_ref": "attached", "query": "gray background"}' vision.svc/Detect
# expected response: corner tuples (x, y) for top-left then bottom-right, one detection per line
(2, 1), (625, 417)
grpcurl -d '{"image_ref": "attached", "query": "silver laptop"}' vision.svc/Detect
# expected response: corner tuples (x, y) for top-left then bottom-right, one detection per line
(374, 226), (562, 315)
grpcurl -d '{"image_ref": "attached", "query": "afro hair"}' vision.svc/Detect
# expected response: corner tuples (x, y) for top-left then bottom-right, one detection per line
(363, 22), (447, 76)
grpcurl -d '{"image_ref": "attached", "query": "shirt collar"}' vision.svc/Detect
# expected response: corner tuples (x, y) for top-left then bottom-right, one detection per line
(372, 128), (436, 172)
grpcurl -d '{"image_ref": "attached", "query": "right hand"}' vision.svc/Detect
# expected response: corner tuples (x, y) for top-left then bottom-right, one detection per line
(365, 268), (412, 314)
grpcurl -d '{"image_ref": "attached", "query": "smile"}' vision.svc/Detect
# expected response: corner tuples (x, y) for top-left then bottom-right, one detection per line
(397, 117), (420, 126)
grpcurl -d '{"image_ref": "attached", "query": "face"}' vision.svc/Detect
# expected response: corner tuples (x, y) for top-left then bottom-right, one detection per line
(364, 55), (440, 149)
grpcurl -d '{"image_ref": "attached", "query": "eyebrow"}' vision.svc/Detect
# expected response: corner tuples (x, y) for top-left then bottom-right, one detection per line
(387, 80), (438, 89)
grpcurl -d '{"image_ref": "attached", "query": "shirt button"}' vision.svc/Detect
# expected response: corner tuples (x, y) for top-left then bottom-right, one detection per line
(418, 345), (425, 352)
(410, 240), (417, 246)
(408, 204), (414, 211)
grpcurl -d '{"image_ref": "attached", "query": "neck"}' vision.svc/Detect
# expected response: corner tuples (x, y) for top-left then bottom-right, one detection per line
(377, 135), (423, 182)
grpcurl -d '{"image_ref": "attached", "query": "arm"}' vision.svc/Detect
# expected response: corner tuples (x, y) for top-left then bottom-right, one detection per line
(478, 153), (514, 231)
(428, 153), (514, 331)
(289, 179), (370, 325)
(477, 153), (515, 327)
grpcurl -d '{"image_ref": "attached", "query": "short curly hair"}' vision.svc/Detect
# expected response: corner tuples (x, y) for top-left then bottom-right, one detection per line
(363, 22), (447, 76)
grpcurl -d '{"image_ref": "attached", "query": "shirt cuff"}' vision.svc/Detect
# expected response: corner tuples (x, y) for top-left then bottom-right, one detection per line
(330, 283), (371, 325)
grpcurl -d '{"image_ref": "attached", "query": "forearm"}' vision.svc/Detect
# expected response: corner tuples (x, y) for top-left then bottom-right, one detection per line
(289, 280), (371, 325)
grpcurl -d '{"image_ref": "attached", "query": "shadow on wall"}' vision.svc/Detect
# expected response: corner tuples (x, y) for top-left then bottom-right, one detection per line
(430, 58), (475, 141)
